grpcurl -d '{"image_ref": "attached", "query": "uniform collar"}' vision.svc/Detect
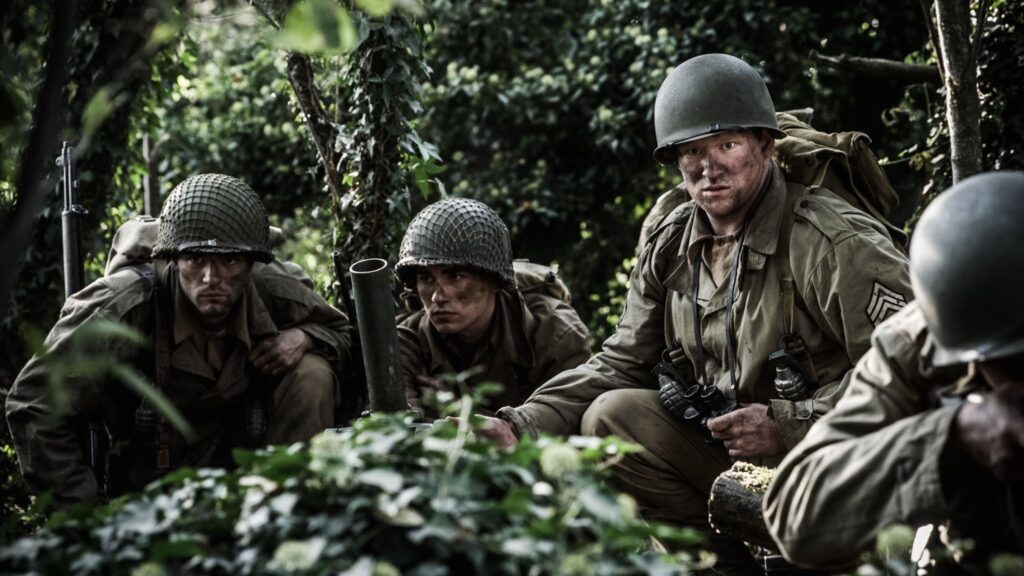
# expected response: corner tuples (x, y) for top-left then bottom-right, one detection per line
(683, 162), (788, 264)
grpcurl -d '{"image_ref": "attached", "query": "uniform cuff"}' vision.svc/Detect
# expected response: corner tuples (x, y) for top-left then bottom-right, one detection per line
(496, 406), (533, 439)
(769, 398), (816, 450)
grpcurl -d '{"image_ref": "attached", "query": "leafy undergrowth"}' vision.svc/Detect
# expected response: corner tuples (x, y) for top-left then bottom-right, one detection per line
(0, 413), (704, 575)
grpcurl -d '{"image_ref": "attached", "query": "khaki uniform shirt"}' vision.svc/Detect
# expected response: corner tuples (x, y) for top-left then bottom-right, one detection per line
(399, 290), (590, 417)
(499, 164), (912, 456)
(5, 260), (350, 503)
(764, 301), (1018, 567)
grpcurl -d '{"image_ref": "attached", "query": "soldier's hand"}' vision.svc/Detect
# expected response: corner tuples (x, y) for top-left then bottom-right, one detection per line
(954, 384), (1024, 482)
(707, 403), (785, 459)
(250, 328), (313, 375)
(448, 415), (519, 449)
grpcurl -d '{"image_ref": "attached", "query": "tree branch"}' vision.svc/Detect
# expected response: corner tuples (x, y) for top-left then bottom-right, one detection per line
(969, 0), (991, 67)
(920, 0), (947, 79)
(0, 1), (74, 318)
(285, 52), (342, 199)
(810, 50), (940, 84)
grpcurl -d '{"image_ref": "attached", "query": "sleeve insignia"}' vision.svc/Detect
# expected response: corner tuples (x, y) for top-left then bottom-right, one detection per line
(866, 281), (908, 326)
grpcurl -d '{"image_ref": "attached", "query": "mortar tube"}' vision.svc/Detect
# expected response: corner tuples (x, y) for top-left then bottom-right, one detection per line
(349, 258), (407, 413)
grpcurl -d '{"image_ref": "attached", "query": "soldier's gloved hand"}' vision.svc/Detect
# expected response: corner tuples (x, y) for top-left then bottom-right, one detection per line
(954, 373), (1024, 482)
(707, 403), (785, 459)
(250, 328), (313, 375)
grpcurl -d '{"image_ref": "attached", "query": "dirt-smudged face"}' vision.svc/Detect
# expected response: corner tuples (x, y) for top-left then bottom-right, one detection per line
(416, 266), (499, 343)
(177, 253), (252, 329)
(676, 130), (774, 235)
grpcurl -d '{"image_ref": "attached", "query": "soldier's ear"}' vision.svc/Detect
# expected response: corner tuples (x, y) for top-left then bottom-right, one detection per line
(757, 130), (775, 158)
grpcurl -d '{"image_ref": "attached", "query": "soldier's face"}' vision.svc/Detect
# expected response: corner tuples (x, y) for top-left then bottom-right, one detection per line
(676, 130), (774, 232)
(416, 266), (499, 342)
(979, 351), (1024, 389)
(177, 253), (253, 328)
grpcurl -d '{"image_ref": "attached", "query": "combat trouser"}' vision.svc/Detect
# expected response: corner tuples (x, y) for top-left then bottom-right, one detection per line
(581, 388), (762, 576)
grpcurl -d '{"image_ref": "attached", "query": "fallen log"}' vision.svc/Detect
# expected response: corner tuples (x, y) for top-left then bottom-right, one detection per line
(708, 461), (777, 550)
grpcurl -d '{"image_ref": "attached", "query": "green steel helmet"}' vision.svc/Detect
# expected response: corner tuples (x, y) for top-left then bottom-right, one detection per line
(395, 198), (515, 289)
(910, 171), (1024, 366)
(653, 53), (785, 166)
(153, 173), (273, 263)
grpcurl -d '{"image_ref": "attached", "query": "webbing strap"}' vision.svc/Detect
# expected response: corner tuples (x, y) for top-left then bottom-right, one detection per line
(776, 187), (820, 384)
(152, 271), (172, 471)
(777, 187), (806, 338)
(689, 257), (710, 389)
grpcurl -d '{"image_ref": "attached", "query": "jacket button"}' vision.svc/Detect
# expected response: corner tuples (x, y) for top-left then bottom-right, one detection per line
(799, 200), (810, 209)
(798, 408), (812, 419)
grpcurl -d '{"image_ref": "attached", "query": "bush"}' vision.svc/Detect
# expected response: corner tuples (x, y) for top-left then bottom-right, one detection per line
(0, 413), (702, 575)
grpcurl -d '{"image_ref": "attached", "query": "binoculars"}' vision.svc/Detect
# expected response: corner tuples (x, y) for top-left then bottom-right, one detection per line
(655, 356), (737, 442)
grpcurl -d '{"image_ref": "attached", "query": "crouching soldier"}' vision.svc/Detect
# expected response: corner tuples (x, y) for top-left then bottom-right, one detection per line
(394, 198), (590, 418)
(6, 173), (351, 504)
(765, 172), (1024, 570)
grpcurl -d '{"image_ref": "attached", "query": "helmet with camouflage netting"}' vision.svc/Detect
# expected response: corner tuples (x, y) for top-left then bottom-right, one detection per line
(911, 171), (1024, 366)
(653, 53), (784, 165)
(395, 198), (515, 289)
(153, 173), (273, 263)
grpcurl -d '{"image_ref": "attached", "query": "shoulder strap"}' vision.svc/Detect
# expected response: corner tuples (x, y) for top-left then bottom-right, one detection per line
(776, 186), (819, 384)
(776, 187), (804, 338)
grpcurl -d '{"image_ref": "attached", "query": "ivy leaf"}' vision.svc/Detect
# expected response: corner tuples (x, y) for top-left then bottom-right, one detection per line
(354, 0), (393, 18)
(277, 0), (357, 54)
(577, 486), (620, 524)
(358, 469), (403, 493)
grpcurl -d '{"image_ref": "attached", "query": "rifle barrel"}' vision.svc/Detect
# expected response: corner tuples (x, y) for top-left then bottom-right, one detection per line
(59, 142), (86, 299)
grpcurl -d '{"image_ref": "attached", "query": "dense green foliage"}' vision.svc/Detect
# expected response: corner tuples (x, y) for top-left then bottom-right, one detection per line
(0, 414), (700, 575)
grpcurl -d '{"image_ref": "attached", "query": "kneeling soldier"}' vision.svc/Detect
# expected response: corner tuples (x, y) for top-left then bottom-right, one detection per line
(395, 198), (590, 418)
(6, 174), (351, 504)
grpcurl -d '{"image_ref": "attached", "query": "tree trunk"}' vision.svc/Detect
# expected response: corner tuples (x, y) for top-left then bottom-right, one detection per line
(934, 0), (983, 182)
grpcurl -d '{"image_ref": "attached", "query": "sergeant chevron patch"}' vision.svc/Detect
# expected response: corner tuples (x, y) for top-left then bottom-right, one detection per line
(866, 281), (908, 326)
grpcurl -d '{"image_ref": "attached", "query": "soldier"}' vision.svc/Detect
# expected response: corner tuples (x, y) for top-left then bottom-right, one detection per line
(6, 174), (350, 505)
(764, 172), (1024, 569)
(473, 53), (912, 574)
(394, 198), (590, 418)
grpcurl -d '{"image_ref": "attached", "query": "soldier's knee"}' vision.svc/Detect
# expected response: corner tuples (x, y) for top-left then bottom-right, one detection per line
(581, 388), (660, 437)
(278, 354), (337, 406)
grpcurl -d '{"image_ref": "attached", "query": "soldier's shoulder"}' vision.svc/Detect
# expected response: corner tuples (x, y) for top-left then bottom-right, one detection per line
(643, 199), (695, 254)
(520, 291), (590, 350)
(61, 267), (154, 323)
(872, 300), (928, 345)
(252, 260), (319, 303)
(789, 184), (891, 246)
(522, 291), (587, 330)
(397, 308), (428, 331)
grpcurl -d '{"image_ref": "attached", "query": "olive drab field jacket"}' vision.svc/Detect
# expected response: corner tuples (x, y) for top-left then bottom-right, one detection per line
(399, 289), (591, 418)
(5, 260), (350, 503)
(499, 164), (912, 459)
(764, 302), (1020, 567)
